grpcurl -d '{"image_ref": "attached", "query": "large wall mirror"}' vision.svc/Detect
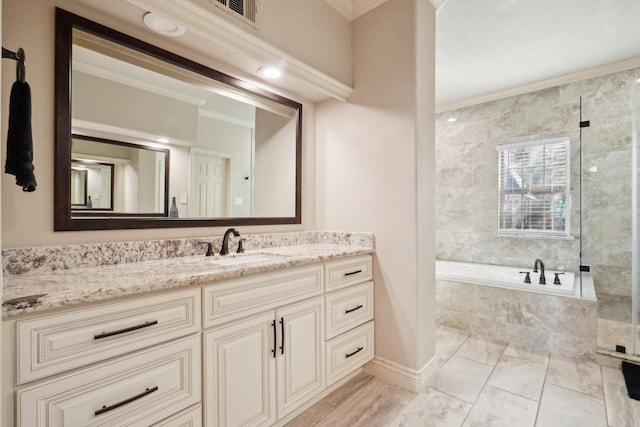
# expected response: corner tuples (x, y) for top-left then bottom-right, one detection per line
(54, 8), (302, 231)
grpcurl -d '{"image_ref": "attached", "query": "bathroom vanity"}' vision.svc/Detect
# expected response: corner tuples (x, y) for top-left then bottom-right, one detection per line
(1, 237), (374, 426)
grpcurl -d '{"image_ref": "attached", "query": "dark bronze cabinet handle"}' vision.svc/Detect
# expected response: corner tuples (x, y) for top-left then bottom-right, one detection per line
(345, 346), (364, 358)
(279, 318), (285, 355)
(272, 320), (277, 358)
(94, 386), (158, 416)
(94, 320), (158, 340)
(345, 304), (363, 314)
(344, 270), (362, 277)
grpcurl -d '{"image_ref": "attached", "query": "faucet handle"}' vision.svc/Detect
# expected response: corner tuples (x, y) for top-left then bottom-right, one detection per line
(553, 272), (565, 285)
(198, 241), (215, 256)
(519, 271), (531, 284)
(237, 238), (246, 254)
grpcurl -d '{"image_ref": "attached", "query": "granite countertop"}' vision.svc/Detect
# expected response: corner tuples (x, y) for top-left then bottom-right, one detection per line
(2, 244), (373, 318)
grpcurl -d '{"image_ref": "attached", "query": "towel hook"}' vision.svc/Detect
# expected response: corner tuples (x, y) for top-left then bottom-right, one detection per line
(2, 46), (25, 83)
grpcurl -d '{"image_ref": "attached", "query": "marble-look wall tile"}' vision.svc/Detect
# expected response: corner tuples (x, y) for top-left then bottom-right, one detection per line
(437, 66), (640, 299)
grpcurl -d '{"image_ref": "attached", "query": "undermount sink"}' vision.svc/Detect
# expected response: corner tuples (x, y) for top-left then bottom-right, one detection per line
(206, 254), (278, 267)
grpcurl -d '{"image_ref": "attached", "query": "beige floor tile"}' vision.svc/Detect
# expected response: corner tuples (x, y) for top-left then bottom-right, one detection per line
(546, 353), (604, 398)
(487, 354), (547, 401)
(427, 355), (493, 403)
(461, 385), (537, 427)
(536, 383), (607, 427)
(602, 367), (640, 427)
(455, 335), (507, 367)
(503, 341), (550, 365)
(436, 326), (470, 360)
(387, 387), (471, 427)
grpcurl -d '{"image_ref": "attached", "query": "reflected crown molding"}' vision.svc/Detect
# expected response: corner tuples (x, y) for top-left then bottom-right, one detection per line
(324, 0), (390, 21)
(127, 0), (353, 102)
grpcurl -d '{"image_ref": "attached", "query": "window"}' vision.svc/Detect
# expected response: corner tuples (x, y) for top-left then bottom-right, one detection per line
(497, 137), (570, 236)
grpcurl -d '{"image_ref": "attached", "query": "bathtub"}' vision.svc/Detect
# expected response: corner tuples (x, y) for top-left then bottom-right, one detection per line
(436, 260), (597, 357)
(436, 260), (578, 297)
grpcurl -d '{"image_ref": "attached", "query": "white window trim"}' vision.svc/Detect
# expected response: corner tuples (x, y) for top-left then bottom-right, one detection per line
(497, 136), (571, 237)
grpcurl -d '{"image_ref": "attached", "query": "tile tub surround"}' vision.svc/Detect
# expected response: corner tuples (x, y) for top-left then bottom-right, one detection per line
(437, 278), (598, 358)
(2, 232), (374, 317)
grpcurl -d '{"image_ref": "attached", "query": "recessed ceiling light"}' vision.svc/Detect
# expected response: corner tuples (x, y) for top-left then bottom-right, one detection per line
(157, 137), (170, 143)
(143, 12), (186, 37)
(258, 66), (282, 79)
(447, 117), (457, 123)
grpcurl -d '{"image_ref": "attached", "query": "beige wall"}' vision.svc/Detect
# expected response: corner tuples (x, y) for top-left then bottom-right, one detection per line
(254, 109), (296, 217)
(316, 0), (436, 371)
(256, 0), (352, 86)
(1, 0), (323, 247)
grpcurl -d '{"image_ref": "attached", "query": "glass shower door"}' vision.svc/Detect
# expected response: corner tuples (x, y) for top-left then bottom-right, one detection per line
(582, 71), (639, 356)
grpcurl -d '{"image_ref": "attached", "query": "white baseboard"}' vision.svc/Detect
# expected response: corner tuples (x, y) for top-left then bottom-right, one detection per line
(363, 355), (439, 392)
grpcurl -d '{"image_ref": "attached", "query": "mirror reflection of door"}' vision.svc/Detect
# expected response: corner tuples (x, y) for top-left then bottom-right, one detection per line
(70, 168), (88, 206)
(190, 149), (231, 217)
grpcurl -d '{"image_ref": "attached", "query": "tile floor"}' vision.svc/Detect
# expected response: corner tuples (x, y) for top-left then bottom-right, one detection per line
(287, 325), (640, 427)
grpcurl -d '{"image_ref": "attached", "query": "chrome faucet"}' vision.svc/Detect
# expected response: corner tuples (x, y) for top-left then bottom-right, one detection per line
(533, 258), (546, 284)
(220, 228), (240, 255)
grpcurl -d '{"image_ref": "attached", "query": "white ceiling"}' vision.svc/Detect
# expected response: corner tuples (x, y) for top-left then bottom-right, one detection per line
(327, 0), (640, 110)
(436, 0), (640, 109)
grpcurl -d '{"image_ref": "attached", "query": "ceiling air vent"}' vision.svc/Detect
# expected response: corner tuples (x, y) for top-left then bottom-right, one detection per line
(212, 0), (257, 24)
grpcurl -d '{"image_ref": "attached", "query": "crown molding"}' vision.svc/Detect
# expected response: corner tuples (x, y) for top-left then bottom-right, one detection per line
(325, 0), (389, 21)
(127, 0), (353, 102)
(437, 56), (640, 113)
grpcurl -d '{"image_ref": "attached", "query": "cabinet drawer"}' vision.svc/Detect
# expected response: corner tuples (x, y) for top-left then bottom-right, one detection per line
(326, 321), (374, 386)
(325, 282), (374, 339)
(16, 288), (201, 384)
(325, 255), (372, 291)
(203, 264), (323, 328)
(17, 335), (201, 427)
(151, 404), (202, 426)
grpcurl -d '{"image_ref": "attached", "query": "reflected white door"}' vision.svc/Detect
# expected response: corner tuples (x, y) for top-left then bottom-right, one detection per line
(190, 151), (229, 217)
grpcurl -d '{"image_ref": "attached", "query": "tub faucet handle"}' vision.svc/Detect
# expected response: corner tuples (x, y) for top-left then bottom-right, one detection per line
(553, 272), (565, 285)
(519, 271), (531, 284)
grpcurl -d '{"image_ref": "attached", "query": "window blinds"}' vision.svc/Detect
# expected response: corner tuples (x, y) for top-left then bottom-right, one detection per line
(497, 137), (570, 236)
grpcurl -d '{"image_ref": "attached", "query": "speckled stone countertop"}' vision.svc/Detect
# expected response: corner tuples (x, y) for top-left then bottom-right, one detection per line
(2, 233), (374, 318)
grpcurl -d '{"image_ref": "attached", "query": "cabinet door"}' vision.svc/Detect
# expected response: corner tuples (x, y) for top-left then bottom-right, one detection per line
(204, 312), (276, 427)
(276, 297), (325, 419)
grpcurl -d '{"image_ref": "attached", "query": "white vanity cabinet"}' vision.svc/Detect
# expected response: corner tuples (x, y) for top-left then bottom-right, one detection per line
(203, 265), (325, 427)
(2, 288), (202, 427)
(324, 256), (375, 386)
(3, 253), (374, 427)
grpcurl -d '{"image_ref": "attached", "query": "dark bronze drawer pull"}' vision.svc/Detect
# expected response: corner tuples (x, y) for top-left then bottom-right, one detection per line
(280, 317), (285, 355)
(345, 346), (364, 358)
(94, 320), (158, 340)
(345, 304), (364, 314)
(272, 320), (277, 358)
(344, 270), (362, 277)
(94, 386), (158, 416)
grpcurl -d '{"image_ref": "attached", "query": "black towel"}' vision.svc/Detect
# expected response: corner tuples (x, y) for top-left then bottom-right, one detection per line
(622, 360), (640, 400)
(5, 79), (36, 192)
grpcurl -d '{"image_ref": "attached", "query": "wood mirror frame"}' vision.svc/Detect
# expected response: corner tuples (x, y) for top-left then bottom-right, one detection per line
(54, 8), (302, 231)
